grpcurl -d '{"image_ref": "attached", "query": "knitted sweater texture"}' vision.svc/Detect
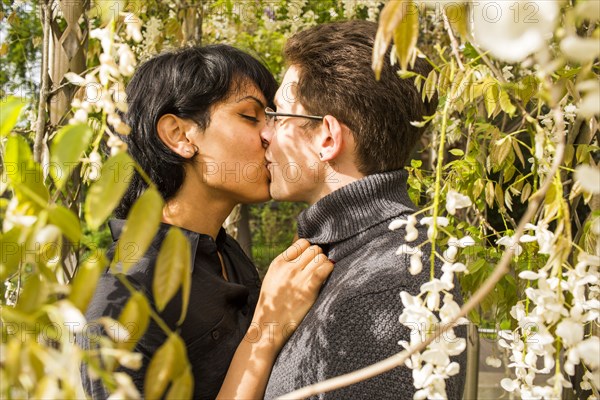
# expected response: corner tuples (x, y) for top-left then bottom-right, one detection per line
(264, 169), (466, 399)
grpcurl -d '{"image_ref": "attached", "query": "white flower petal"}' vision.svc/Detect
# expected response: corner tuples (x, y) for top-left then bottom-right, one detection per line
(576, 337), (600, 369)
(501, 378), (519, 392)
(518, 270), (540, 280)
(520, 234), (537, 243)
(485, 356), (502, 368)
(458, 236), (475, 247)
(471, 0), (559, 63)
(560, 36), (600, 64)
(405, 227), (419, 242)
(64, 72), (86, 86)
(575, 165), (600, 194)
(446, 190), (472, 215)
(389, 219), (408, 230)
(409, 254), (423, 275)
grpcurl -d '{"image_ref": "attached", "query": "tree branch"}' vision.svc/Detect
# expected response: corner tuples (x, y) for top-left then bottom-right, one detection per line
(34, 0), (51, 163)
(277, 108), (567, 399)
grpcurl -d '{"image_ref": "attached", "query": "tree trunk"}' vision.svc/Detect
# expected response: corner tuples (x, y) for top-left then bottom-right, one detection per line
(47, 0), (89, 280)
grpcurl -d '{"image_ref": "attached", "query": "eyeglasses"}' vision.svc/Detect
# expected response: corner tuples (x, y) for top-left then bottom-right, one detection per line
(264, 107), (323, 129)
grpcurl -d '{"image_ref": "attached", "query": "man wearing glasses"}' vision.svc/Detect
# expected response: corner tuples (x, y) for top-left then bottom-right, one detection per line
(260, 20), (466, 398)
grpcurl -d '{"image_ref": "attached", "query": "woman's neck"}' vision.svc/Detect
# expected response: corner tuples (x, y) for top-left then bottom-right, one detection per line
(161, 181), (236, 240)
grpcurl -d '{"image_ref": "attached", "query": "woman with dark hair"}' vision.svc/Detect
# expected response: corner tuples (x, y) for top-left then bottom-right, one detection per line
(80, 45), (333, 399)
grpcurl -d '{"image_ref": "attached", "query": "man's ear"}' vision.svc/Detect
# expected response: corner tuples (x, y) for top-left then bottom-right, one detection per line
(157, 114), (197, 158)
(317, 115), (345, 162)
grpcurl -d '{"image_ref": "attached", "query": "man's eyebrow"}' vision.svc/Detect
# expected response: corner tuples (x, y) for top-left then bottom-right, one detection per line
(237, 95), (265, 108)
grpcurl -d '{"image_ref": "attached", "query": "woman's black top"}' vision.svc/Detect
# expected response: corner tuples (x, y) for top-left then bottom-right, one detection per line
(79, 219), (261, 399)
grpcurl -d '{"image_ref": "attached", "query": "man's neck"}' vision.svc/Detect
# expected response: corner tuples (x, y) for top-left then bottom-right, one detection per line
(307, 163), (365, 206)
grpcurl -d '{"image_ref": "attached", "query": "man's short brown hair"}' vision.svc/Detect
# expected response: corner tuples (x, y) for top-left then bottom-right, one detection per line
(284, 20), (437, 175)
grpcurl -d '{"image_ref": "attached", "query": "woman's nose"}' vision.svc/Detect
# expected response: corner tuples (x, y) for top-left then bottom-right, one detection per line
(260, 125), (273, 149)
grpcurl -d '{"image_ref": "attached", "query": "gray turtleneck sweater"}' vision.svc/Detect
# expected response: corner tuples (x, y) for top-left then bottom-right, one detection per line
(264, 170), (466, 399)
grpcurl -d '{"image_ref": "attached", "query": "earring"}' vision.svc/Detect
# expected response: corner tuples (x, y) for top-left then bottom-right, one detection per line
(319, 152), (323, 159)
(192, 144), (199, 155)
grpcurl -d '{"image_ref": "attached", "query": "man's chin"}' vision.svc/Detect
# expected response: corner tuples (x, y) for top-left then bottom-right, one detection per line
(269, 184), (303, 203)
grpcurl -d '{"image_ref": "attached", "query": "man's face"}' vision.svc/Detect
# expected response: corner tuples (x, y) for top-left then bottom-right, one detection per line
(263, 66), (322, 203)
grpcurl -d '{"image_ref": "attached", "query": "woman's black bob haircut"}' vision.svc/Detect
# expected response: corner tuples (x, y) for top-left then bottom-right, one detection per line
(114, 44), (277, 218)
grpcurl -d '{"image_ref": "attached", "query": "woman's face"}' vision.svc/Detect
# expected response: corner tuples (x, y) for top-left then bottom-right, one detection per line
(188, 81), (271, 204)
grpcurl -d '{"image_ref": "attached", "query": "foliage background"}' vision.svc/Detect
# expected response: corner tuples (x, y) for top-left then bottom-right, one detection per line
(1, 0), (599, 399)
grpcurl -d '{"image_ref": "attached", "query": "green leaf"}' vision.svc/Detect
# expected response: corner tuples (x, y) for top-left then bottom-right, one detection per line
(485, 181), (495, 208)
(449, 148), (464, 157)
(153, 227), (191, 319)
(166, 366), (194, 400)
(111, 188), (163, 273)
(85, 152), (134, 230)
(512, 139), (526, 167)
(118, 292), (151, 351)
(393, 0), (419, 72)
(4, 135), (49, 205)
(48, 205), (81, 242)
(499, 90), (516, 116)
(145, 334), (185, 399)
(1, 97), (25, 137)
(49, 124), (93, 190)
(15, 274), (47, 314)
(373, 0), (411, 79)
(472, 179), (484, 199)
(0, 228), (22, 282)
(468, 258), (486, 274)
(89, 0), (125, 26)
(446, 4), (468, 38)
(411, 159), (423, 168)
(495, 182), (504, 209)
(483, 79), (499, 117)
(491, 137), (512, 170)
(521, 182), (532, 203)
(69, 254), (107, 312)
(423, 69), (437, 103)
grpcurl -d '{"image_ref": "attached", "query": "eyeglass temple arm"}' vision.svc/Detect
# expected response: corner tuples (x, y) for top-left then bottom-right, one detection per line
(265, 111), (324, 121)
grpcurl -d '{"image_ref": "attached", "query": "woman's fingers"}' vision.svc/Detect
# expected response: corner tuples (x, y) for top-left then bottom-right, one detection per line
(293, 245), (323, 270)
(303, 253), (334, 291)
(276, 239), (311, 263)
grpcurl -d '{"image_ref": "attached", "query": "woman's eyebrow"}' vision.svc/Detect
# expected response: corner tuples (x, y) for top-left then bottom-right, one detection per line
(236, 95), (265, 108)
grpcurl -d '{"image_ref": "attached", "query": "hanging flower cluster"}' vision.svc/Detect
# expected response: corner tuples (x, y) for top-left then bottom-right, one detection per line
(389, 192), (474, 399)
(498, 249), (599, 398)
(65, 12), (142, 178)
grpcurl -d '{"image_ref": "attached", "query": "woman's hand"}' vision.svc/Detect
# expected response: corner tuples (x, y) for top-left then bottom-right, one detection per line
(252, 239), (333, 350)
(217, 239), (332, 399)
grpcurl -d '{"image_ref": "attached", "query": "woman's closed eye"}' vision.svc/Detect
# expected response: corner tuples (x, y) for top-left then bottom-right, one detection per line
(239, 114), (259, 123)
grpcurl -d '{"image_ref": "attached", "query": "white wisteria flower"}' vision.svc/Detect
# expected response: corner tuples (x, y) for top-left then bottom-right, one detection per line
(396, 244), (423, 275)
(560, 35), (600, 64)
(441, 261), (467, 287)
(574, 164), (600, 194)
(485, 356), (502, 368)
(399, 291), (439, 329)
(555, 319), (584, 347)
(496, 235), (523, 256)
(389, 214), (419, 242)
(124, 13), (143, 42)
(520, 222), (555, 255)
(470, 0), (560, 63)
(420, 216), (449, 240)
(445, 190), (472, 215)
(420, 279), (453, 311)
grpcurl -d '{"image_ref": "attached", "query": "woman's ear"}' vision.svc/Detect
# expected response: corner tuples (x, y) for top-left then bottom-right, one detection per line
(317, 115), (345, 162)
(157, 114), (197, 158)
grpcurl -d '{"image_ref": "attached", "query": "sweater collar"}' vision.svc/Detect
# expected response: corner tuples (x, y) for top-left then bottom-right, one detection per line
(297, 169), (415, 245)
